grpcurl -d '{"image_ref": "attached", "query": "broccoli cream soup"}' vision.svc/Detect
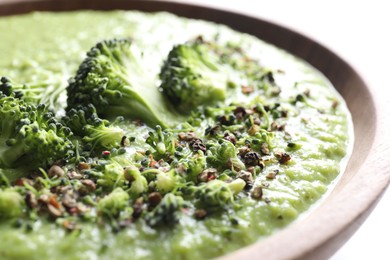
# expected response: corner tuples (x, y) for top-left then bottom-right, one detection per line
(0, 11), (352, 260)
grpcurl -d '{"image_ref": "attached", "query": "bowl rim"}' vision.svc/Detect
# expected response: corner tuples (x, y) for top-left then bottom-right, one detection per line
(1, 0), (389, 259)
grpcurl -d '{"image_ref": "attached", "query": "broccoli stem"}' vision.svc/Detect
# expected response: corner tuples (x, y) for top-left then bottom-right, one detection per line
(100, 83), (183, 129)
(0, 140), (25, 168)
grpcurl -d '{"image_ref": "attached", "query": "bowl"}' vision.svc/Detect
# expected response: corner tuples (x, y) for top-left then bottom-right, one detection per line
(1, 0), (389, 259)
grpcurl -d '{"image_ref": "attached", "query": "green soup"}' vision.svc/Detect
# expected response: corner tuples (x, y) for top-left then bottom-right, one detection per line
(0, 11), (353, 260)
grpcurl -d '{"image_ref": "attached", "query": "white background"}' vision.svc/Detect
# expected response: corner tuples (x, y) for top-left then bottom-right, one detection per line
(183, 1), (390, 259)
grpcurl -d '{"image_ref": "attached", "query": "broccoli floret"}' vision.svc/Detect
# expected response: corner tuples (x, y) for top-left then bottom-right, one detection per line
(145, 125), (176, 160)
(97, 187), (130, 218)
(67, 39), (185, 128)
(206, 140), (245, 171)
(63, 104), (124, 151)
(0, 92), (74, 170)
(85, 151), (149, 195)
(176, 151), (207, 183)
(0, 77), (24, 99)
(191, 179), (246, 208)
(0, 188), (25, 219)
(95, 160), (126, 189)
(160, 39), (233, 113)
(85, 153), (129, 190)
(0, 76), (60, 109)
(145, 193), (187, 227)
(139, 167), (184, 194)
(154, 169), (180, 194)
(124, 166), (148, 197)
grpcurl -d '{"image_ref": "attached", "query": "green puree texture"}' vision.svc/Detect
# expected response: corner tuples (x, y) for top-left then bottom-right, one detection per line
(0, 11), (352, 260)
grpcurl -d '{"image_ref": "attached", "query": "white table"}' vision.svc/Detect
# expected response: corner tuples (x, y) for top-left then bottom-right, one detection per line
(185, 0), (390, 259)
